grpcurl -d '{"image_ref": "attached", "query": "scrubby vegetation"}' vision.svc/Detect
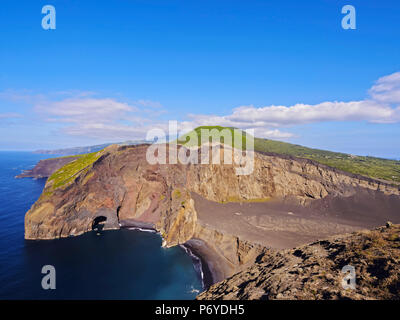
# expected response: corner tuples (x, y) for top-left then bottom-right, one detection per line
(177, 125), (250, 149)
(254, 138), (400, 184)
(220, 196), (271, 204)
(47, 151), (102, 190)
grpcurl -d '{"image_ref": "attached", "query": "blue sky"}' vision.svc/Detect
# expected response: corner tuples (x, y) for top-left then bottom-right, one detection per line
(0, 0), (399, 158)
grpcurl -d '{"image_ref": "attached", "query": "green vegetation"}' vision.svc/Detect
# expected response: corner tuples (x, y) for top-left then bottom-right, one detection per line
(178, 126), (400, 184)
(49, 154), (82, 159)
(43, 125), (400, 192)
(47, 151), (102, 190)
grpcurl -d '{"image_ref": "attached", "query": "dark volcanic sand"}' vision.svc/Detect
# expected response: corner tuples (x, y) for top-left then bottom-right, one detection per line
(191, 189), (400, 250)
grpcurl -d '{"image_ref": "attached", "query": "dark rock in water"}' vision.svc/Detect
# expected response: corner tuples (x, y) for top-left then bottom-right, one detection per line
(0, 152), (202, 299)
(23, 143), (400, 299)
(16, 156), (79, 179)
(33, 140), (146, 156)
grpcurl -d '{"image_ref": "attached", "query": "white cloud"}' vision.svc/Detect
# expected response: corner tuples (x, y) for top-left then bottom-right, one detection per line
(254, 128), (295, 139)
(30, 93), (167, 140)
(63, 122), (152, 140)
(225, 100), (399, 126)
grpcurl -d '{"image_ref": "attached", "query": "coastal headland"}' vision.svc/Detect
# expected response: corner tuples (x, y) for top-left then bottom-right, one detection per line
(22, 143), (400, 297)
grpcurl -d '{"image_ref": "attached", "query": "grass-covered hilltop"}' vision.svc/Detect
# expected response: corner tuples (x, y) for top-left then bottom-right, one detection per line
(253, 136), (400, 185)
(177, 126), (400, 184)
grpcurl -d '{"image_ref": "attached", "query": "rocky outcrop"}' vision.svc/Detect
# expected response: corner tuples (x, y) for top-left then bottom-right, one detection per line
(197, 224), (400, 300)
(24, 143), (400, 289)
(16, 156), (79, 179)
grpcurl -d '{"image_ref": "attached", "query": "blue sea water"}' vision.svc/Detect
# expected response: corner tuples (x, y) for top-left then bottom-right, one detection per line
(0, 151), (202, 299)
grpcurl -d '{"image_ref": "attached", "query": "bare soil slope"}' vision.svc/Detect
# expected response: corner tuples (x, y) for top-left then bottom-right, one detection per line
(198, 223), (400, 300)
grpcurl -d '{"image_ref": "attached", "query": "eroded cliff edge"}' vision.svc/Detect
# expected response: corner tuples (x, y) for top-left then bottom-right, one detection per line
(24, 144), (400, 286)
(16, 156), (79, 179)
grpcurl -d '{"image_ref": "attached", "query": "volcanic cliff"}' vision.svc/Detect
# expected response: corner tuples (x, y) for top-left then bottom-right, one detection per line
(16, 156), (79, 179)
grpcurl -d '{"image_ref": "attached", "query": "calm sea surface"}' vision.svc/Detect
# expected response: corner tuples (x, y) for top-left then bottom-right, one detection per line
(0, 151), (202, 299)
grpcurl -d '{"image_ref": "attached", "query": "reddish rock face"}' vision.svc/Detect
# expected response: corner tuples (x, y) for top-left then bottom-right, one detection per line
(197, 224), (400, 300)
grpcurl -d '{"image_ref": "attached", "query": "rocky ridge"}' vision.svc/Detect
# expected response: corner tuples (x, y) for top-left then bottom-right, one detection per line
(197, 223), (400, 300)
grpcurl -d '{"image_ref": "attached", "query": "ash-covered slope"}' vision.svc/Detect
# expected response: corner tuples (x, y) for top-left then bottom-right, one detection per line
(24, 143), (400, 286)
(197, 223), (400, 300)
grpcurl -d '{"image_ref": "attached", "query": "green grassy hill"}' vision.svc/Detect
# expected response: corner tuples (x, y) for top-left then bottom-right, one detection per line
(177, 126), (400, 184)
(177, 125), (248, 148)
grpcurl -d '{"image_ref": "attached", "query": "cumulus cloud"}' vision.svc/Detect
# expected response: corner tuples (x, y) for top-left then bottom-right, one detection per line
(63, 122), (153, 140)
(30, 93), (167, 140)
(0, 112), (22, 119)
(135, 99), (163, 109)
(36, 98), (135, 123)
(369, 71), (400, 104)
(224, 100), (399, 126)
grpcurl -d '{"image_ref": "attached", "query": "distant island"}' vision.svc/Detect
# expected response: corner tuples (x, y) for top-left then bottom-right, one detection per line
(29, 126), (400, 184)
(20, 126), (400, 299)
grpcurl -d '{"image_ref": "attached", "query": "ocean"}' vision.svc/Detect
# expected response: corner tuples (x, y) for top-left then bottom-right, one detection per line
(0, 151), (203, 299)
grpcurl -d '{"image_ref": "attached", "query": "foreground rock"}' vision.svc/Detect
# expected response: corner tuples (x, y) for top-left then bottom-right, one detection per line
(198, 224), (400, 300)
(24, 143), (400, 287)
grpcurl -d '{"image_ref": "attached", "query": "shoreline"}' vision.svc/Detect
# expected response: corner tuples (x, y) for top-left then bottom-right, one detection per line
(183, 239), (226, 290)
